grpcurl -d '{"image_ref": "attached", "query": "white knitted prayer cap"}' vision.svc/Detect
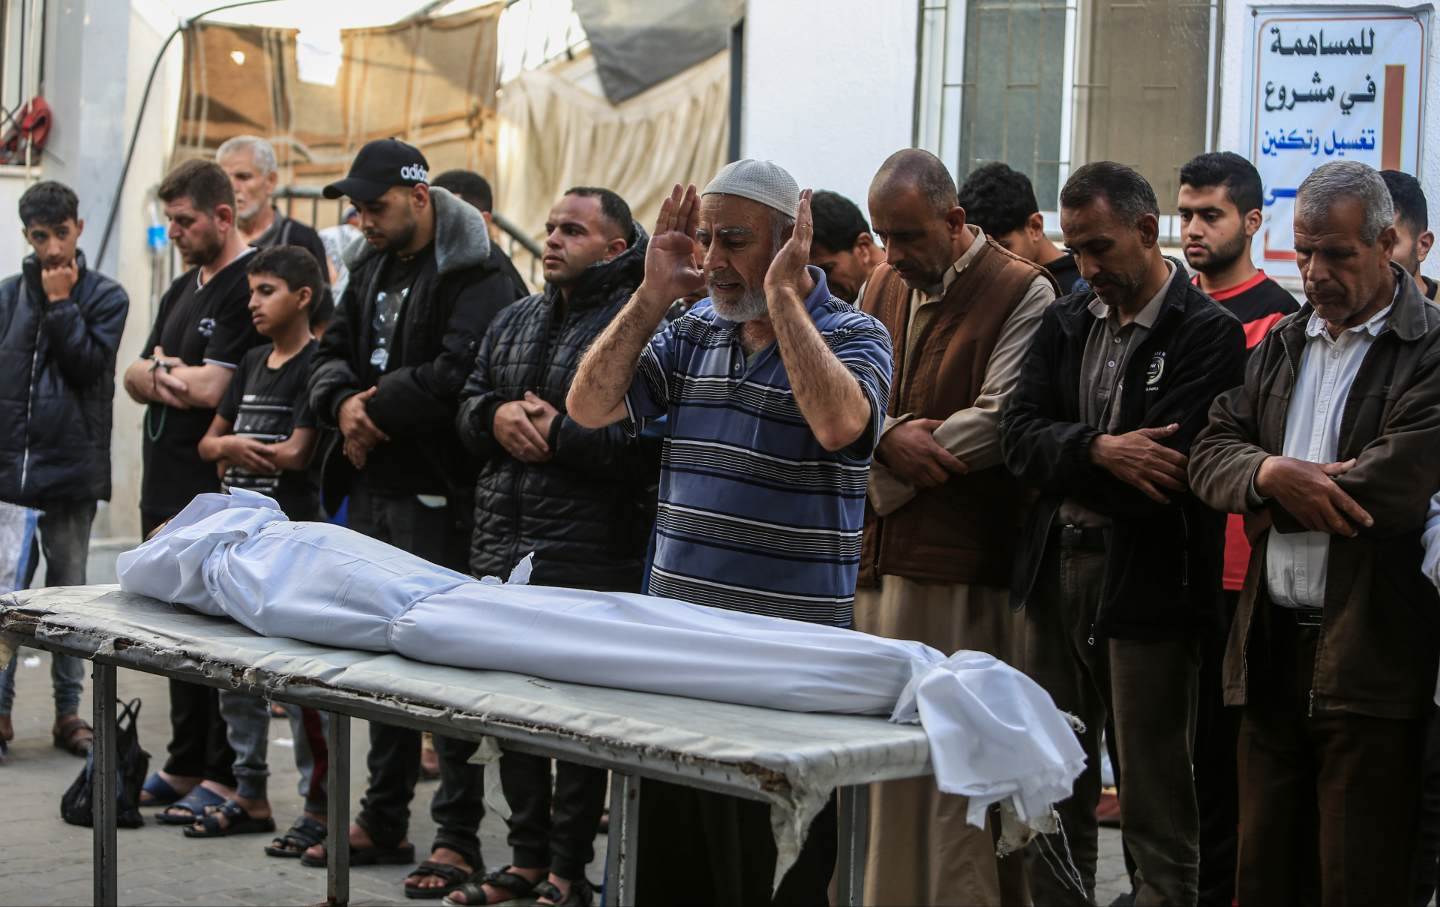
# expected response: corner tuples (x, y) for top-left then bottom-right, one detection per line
(702, 159), (800, 218)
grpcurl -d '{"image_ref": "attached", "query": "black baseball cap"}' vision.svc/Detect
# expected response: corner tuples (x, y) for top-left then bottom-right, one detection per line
(323, 138), (430, 203)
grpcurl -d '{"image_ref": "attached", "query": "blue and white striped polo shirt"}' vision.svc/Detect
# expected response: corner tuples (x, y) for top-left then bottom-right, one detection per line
(625, 267), (892, 627)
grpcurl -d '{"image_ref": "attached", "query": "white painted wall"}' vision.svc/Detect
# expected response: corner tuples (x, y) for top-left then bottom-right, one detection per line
(1216, 0), (1440, 283)
(740, 0), (918, 212)
(0, 168), (37, 268)
(29, 2), (185, 542)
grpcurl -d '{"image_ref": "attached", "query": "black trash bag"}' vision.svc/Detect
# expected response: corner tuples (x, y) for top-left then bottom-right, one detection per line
(61, 697), (148, 828)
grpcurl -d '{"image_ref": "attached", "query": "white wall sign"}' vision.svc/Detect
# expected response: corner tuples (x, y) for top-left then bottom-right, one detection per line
(1249, 9), (1426, 278)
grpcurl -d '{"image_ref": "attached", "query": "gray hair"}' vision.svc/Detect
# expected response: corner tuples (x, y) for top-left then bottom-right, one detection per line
(216, 135), (277, 176)
(1297, 161), (1394, 244)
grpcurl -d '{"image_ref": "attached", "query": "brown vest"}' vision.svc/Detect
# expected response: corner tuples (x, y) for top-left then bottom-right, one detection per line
(858, 239), (1054, 588)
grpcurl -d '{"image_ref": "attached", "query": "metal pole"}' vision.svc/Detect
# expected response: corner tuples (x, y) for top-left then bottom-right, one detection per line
(92, 661), (118, 907)
(835, 784), (869, 906)
(604, 773), (641, 907)
(325, 711), (350, 906)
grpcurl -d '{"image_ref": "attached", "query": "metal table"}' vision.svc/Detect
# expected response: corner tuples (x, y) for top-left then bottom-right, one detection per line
(1, 586), (936, 906)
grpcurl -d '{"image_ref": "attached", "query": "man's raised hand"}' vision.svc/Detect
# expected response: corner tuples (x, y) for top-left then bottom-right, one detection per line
(41, 260), (78, 302)
(764, 189), (814, 301)
(640, 183), (704, 305)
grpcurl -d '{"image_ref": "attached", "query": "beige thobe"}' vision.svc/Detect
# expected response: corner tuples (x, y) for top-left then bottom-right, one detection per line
(854, 228), (1054, 906)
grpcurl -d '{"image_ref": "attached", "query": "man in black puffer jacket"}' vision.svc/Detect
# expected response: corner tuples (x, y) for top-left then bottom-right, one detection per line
(0, 181), (127, 758)
(448, 188), (659, 907)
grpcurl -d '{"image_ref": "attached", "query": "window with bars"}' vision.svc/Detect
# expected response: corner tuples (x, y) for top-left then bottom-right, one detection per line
(0, 0), (45, 128)
(918, 0), (1218, 224)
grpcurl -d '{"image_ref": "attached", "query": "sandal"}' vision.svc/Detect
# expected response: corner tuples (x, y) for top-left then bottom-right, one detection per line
(139, 772), (188, 807)
(534, 878), (594, 907)
(265, 815), (328, 858)
(442, 866), (538, 906)
(404, 860), (475, 900)
(52, 714), (93, 756)
(300, 840), (416, 868)
(156, 785), (227, 825)
(183, 799), (277, 838)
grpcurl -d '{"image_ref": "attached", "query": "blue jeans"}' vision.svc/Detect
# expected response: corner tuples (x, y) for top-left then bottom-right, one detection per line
(218, 690), (330, 810)
(0, 500), (95, 718)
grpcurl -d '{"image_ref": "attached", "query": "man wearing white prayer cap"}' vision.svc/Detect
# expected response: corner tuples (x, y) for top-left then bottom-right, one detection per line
(568, 162), (895, 902)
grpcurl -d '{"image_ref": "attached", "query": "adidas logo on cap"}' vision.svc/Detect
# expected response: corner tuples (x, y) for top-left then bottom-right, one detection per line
(401, 164), (429, 183)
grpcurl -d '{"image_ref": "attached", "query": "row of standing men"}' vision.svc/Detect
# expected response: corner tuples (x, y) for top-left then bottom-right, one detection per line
(3, 134), (1439, 907)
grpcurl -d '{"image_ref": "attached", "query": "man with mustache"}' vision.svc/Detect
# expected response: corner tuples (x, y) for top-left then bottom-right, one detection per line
(568, 159), (892, 904)
(999, 161), (1246, 906)
(1190, 160), (1440, 905)
(302, 138), (520, 897)
(0, 181), (128, 762)
(853, 148), (1056, 907)
(1175, 150), (1296, 907)
(122, 158), (264, 821)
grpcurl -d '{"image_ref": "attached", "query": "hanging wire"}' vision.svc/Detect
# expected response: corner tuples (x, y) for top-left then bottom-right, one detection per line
(95, 0), (281, 266)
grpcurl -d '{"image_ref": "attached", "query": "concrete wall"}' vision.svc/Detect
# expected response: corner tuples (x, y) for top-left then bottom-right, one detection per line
(31, 2), (184, 543)
(0, 167), (36, 268)
(739, 0), (918, 212)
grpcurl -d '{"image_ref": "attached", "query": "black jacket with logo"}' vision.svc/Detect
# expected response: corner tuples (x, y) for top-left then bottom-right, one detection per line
(309, 187), (524, 506)
(455, 227), (660, 589)
(0, 253), (128, 505)
(999, 261), (1247, 638)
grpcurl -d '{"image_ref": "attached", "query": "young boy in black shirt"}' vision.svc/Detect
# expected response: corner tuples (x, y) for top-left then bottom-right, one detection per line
(201, 246), (322, 519)
(190, 246), (332, 851)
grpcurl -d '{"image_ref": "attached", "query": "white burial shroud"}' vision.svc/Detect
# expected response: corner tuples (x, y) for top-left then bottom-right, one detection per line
(118, 490), (1085, 830)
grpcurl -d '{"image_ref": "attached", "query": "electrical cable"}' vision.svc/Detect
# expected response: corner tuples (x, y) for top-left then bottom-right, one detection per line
(95, 0), (279, 266)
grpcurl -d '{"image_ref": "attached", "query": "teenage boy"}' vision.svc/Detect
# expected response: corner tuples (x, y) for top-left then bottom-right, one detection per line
(1382, 169), (1438, 301)
(0, 180), (129, 760)
(958, 162), (1088, 294)
(1175, 150), (1297, 907)
(191, 245), (329, 852)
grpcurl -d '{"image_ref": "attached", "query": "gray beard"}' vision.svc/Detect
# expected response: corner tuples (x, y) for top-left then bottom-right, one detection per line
(710, 288), (769, 323)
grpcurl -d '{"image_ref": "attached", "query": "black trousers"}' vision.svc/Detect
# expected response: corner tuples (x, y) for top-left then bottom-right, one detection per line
(358, 726), (486, 866)
(1236, 606), (1426, 906)
(634, 780), (837, 905)
(1412, 710), (1440, 906)
(347, 485), (485, 865)
(1194, 591), (1241, 907)
(144, 510), (238, 788)
(500, 751), (607, 881)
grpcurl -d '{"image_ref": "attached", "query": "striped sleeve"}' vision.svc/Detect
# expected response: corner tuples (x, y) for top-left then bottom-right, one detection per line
(826, 313), (893, 461)
(624, 319), (680, 427)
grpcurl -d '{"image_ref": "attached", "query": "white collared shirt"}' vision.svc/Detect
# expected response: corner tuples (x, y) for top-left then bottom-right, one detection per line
(1265, 302), (1393, 608)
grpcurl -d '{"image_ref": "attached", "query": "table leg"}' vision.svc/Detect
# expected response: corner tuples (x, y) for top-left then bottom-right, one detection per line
(326, 712), (350, 907)
(92, 661), (118, 907)
(835, 784), (869, 906)
(604, 772), (641, 907)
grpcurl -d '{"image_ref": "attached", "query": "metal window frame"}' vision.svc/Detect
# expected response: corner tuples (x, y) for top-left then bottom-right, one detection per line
(913, 0), (1224, 240)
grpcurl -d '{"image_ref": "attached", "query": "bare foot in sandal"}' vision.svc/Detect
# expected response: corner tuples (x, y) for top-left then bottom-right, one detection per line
(52, 713), (93, 756)
(406, 846), (474, 895)
(535, 874), (593, 907)
(445, 865), (544, 905)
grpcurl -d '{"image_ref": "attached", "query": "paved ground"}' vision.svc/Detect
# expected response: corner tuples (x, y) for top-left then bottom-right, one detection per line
(0, 544), (1129, 905)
